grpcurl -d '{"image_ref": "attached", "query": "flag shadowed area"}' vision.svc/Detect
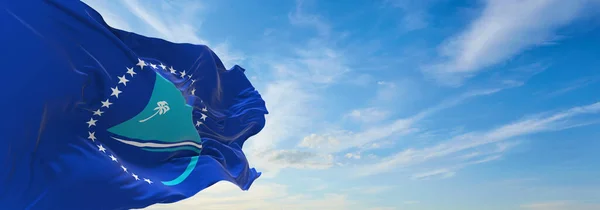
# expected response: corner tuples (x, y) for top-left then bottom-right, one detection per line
(0, 0), (268, 209)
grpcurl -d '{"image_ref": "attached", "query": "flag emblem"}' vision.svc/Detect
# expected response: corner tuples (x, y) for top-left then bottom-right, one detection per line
(88, 59), (206, 186)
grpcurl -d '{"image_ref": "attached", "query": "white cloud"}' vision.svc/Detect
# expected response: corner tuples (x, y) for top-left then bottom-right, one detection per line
(458, 141), (520, 161)
(269, 43), (349, 84)
(427, 0), (595, 85)
(288, 0), (331, 37)
(367, 154), (379, 159)
(361, 101), (600, 177)
(270, 1), (350, 84)
(345, 107), (390, 123)
(521, 201), (600, 210)
(244, 81), (319, 177)
(145, 181), (356, 210)
(256, 149), (334, 170)
(344, 152), (361, 160)
(411, 168), (455, 180)
(341, 186), (394, 195)
(386, 0), (439, 31)
(372, 81), (407, 105)
(299, 133), (342, 150)
(301, 86), (515, 154)
(305, 118), (416, 154)
(407, 154), (503, 180)
(361, 141), (395, 150)
(545, 76), (600, 98)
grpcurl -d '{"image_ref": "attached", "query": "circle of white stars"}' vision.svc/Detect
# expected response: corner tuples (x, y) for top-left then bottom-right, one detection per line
(85, 58), (209, 185)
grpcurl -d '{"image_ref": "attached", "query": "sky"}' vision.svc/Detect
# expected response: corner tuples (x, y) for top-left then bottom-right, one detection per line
(82, 0), (600, 209)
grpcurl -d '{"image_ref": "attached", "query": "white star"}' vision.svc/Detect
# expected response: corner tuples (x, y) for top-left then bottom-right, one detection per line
(126, 67), (136, 77)
(169, 66), (176, 74)
(136, 58), (147, 69)
(191, 88), (196, 95)
(92, 109), (103, 116)
(98, 144), (106, 153)
(180, 70), (186, 78)
(101, 99), (112, 108)
(144, 178), (153, 184)
(159, 63), (166, 70)
(88, 131), (96, 141)
(109, 155), (118, 162)
(150, 63), (157, 69)
(191, 79), (196, 84)
(132, 173), (139, 180)
(110, 86), (122, 98)
(200, 113), (207, 121)
(86, 118), (97, 127)
(201, 107), (207, 112)
(187, 74), (193, 79)
(118, 75), (129, 86)
(195, 121), (202, 127)
(121, 165), (128, 172)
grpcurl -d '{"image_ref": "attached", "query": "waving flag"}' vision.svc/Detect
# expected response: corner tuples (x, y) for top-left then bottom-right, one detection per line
(0, 0), (267, 209)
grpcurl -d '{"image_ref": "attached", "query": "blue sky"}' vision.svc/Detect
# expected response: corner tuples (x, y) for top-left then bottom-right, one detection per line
(83, 0), (600, 209)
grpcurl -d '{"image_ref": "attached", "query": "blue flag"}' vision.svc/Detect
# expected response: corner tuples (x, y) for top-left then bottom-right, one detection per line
(0, 0), (267, 209)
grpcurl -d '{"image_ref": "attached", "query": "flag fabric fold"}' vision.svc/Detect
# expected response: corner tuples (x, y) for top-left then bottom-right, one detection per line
(0, 0), (267, 209)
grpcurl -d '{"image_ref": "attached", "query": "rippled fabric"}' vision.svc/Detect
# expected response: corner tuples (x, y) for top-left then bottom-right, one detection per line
(0, 0), (268, 209)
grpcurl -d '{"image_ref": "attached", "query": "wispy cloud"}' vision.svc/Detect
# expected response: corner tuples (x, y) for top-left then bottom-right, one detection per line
(371, 79), (421, 107)
(385, 0), (440, 31)
(300, 85), (518, 154)
(268, 0), (351, 84)
(288, 0), (331, 37)
(244, 81), (320, 177)
(345, 107), (390, 123)
(360, 101), (600, 177)
(544, 76), (600, 98)
(344, 152), (361, 160)
(271, 46), (350, 84)
(375, 152), (504, 180)
(257, 149), (334, 170)
(341, 186), (394, 195)
(411, 168), (456, 180)
(426, 0), (595, 86)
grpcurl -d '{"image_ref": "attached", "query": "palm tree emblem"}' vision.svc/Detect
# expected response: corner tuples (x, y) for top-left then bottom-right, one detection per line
(139, 101), (170, 122)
